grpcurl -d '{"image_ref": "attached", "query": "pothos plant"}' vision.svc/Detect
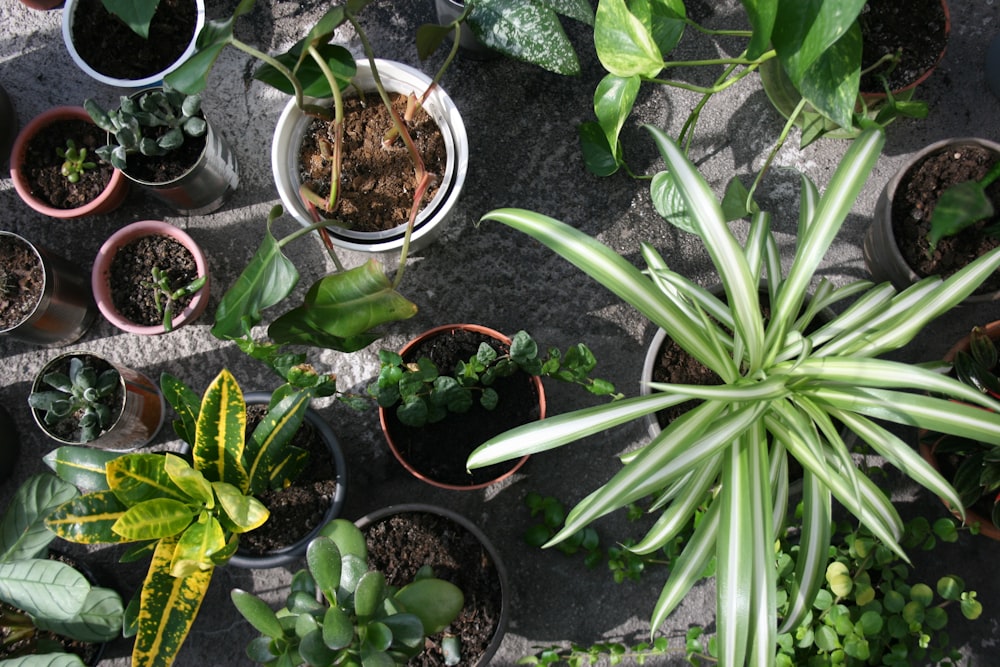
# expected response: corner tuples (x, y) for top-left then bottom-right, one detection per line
(468, 128), (1000, 666)
(164, 0), (464, 366)
(582, 0), (929, 219)
(40, 365), (338, 667)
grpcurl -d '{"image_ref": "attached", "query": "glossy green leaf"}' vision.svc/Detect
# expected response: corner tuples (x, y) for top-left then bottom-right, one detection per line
(101, 0), (160, 39)
(163, 0), (257, 94)
(42, 447), (116, 493)
(306, 537), (342, 603)
(395, 578), (463, 635)
(0, 654), (90, 667)
(381, 612), (425, 653)
(771, 0), (865, 88)
(214, 482), (269, 533)
(927, 161), (1000, 250)
(171, 514), (227, 576)
(594, 0), (664, 79)
(740, 0), (777, 60)
(163, 454), (214, 508)
(354, 571), (388, 621)
(792, 22), (861, 130)
(268, 260), (419, 353)
(244, 388), (312, 494)
(319, 518), (368, 562)
(45, 490), (130, 544)
(232, 588), (285, 638)
(212, 206), (300, 342)
(0, 473), (78, 562)
(112, 498), (196, 541)
(160, 373), (202, 447)
(105, 454), (188, 507)
(253, 44), (356, 98)
(134, 536), (214, 667)
(194, 369), (249, 490)
(322, 605), (354, 650)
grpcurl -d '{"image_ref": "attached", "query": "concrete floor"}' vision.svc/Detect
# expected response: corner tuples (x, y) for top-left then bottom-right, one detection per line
(2, 0), (1000, 665)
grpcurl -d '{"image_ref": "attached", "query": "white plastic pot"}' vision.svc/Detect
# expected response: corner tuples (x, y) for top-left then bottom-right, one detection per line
(271, 59), (468, 254)
(62, 0), (205, 89)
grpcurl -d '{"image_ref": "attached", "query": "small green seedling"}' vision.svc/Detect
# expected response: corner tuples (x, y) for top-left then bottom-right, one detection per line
(141, 266), (207, 332)
(56, 139), (96, 183)
(928, 160), (1000, 251)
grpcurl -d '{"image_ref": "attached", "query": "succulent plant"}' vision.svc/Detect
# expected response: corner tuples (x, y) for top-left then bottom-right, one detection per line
(84, 84), (207, 171)
(28, 356), (119, 443)
(232, 519), (464, 666)
(55, 139), (96, 183)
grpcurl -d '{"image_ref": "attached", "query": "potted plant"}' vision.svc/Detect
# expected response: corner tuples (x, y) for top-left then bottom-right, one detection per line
(369, 325), (617, 490)
(91, 220), (209, 335)
(27, 351), (164, 449)
(467, 127), (1000, 664)
(42, 366), (340, 667)
(10, 106), (129, 218)
(227, 389), (349, 569)
(580, 0), (940, 219)
(231, 517), (465, 666)
(61, 0), (205, 89)
(166, 0), (467, 254)
(84, 84), (239, 215)
(0, 231), (97, 347)
(918, 322), (1000, 540)
(0, 473), (125, 666)
(354, 504), (510, 666)
(863, 137), (1000, 302)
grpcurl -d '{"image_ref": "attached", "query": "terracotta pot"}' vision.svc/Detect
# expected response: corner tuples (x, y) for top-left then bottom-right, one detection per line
(17, 0), (63, 9)
(61, 0), (205, 89)
(918, 320), (1000, 540)
(0, 231), (97, 347)
(10, 107), (129, 218)
(91, 220), (210, 335)
(272, 59), (468, 254)
(378, 324), (542, 490)
(862, 137), (1000, 302)
(29, 351), (164, 450)
(354, 504), (509, 667)
(228, 392), (348, 569)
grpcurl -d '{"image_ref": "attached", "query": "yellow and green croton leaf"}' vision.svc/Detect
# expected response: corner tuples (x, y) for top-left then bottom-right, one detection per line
(193, 369), (250, 491)
(45, 490), (130, 544)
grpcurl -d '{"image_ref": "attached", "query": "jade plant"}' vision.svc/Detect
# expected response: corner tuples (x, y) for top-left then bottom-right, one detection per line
(468, 128), (1000, 665)
(0, 473), (125, 666)
(368, 330), (620, 428)
(56, 139), (96, 183)
(84, 85), (207, 172)
(41, 366), (338, 667)
(232, 519), (464, 666)
(142, 266), (208, 332)
(27, 355), (120, 443)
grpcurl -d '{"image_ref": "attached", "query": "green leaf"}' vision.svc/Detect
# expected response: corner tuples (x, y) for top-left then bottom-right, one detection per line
(112, 498), (196, 541)
(323, 605), (354, 650)
(33, 585), (125, 642)
(355, 570), (388, 621)
(232, 588), (285, 638)
(0, 473), (78, 562)
(0, 654), (89, 667)
(105, 454), (188, 507)
(133, 537), (214, 667)
(244, 388), (312, 494)
(214, 482), (269, 533)
(160, 373), (202, 447)
(579, 121), (621, 177)
(927, 166), (999, 250)
(42, 447), (116, 492)
(164, 454), (214, 507)
(381, 612), (425, 653)
(306, 537), (342, 603)
(164, 0), (257, 94)
(171, 514), (227, 576)
(254, 44), (356, 98)
(318, 518), (368, 562)
(650, 170), (696, 234)
(212, 206), (300, 342)
(0, 559), (90, 620)
(395, 578), (464, 634)
(101, 0), (161, 39)
(466, 0), (586, 75)
(45, 490), (130, 544)
(594, 0), (664, 79)
(592, 73), (640, 167)
(193, 369), (249, 489)
(268, 260), (419, 353)
(740, 0), (777, 60)
(792, 22), (862, 130)
(771, 0), (865, 91)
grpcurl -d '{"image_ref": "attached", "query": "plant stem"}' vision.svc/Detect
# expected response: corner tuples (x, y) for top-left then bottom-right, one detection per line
(744, 96), (808, 209)
(307, 43), (346, 212)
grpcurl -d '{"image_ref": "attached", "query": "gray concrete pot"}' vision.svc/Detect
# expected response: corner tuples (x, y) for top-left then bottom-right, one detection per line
(863, 136), (1000, 303)
(0, 232), (96, 347)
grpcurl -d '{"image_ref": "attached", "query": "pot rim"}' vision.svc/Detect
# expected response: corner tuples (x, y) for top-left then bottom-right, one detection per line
(61, 0), (206, 89)
(9, 106), (129, 218)
(227, 391), (348, 569)
(271, 58), (469, 254)
(91, 220), (210, 335)
(353, 503), (510, 667)
(378, 324), (540, 491)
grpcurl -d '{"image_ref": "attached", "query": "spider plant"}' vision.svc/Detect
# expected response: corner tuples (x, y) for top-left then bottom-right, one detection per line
(468, 127), (1000, 666)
